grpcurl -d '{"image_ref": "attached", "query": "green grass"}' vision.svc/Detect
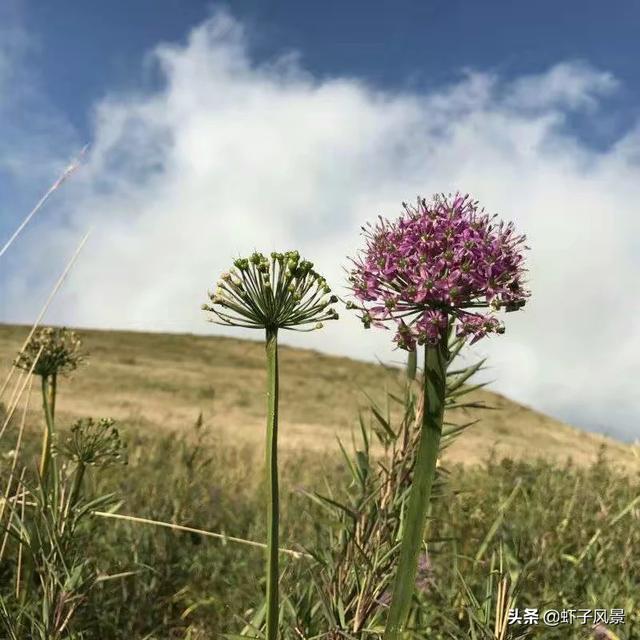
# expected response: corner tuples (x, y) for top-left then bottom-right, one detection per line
(4, 417), (638, 638)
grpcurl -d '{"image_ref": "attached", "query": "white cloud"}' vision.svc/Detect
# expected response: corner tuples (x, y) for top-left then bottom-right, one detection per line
(2, 10), (639, 441)
(505, 61), (618, 111)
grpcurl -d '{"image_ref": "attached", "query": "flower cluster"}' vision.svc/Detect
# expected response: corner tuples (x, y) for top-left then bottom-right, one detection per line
(55, 417), (126, 468)
(348, 193), (529, 349)
(202, 251), (339, 331)
(14, 326), (84, 378)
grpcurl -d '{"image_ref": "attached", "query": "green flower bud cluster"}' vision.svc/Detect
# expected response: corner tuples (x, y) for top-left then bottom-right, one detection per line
(55, 417), (126, 468)
(14, 326), (84, 378)
(202, 250), (339, 331)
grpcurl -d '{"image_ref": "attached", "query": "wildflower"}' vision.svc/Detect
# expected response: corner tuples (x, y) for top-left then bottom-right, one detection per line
(203, 250), (337, 640)
(54, 417), (125, 508)
(202, 250), (339, 332)
(56, 418), (126, 468)
(349, 193), (529, 348)
(13, 327), (86, 486)
(347, 194), (530, 640)
(14, 326), (84, 378)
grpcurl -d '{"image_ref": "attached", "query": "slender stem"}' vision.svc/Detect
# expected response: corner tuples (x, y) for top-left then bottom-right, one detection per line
(265, 327), (280, 640)
(39, 375), (56, 487)
(68, 462), (86, 509)
(406, 350), (417, 382)
(50, 372), (57, 420)
(384, 327), (449, 639)
(22, 374), (57, 609)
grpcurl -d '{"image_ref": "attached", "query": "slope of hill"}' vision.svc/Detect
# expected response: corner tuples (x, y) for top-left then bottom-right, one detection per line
(0, 323), (636, 469)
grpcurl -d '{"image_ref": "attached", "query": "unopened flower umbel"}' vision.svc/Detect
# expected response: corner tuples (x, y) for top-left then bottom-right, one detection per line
(349, 193), (530, 349)
(202, 250), (339, 331)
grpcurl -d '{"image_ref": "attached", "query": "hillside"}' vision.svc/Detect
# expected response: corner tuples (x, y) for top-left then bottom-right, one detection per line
(0, 323), (636, 469)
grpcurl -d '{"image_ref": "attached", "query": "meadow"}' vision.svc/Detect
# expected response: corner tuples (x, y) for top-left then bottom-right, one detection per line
(0, 324), (635, 468)
(1, 323), (639, 639)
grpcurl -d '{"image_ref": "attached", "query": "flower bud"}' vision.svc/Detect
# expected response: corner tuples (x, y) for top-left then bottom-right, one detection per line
(204, 250), (338, 332)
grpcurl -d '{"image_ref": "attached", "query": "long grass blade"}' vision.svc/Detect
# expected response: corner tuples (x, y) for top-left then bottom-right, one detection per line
(0, 146), (87, 260)
(91, 510), (311, 559)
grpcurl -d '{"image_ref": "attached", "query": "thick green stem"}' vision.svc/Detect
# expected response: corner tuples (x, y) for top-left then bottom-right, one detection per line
(384, 329), (449, 639)
(265, 327), (280, 640)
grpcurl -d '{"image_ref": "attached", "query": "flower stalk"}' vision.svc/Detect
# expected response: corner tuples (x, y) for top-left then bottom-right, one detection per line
(265, 327), (280, 640)
(38, 374), (56, 488)
(347, 193), (530, 636)
(383, 328), (448, 639)
(14, 327), (83, 490)
(203, 250), (337, 640)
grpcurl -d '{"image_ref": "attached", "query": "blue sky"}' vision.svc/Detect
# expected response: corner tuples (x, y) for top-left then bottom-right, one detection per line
(1, 1), (639, 440)
(7, 1), (640, 146)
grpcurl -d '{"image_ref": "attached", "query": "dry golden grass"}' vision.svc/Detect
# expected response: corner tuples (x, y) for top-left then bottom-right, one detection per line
(1, 322), (637, 469)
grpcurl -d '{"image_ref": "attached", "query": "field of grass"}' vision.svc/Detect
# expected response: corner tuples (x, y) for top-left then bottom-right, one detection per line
(0, 323), (636, 469)
(1, 322), (639, 639)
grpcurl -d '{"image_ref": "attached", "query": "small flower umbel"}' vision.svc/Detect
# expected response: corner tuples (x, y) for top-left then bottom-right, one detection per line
(202, 250), (338, 640)
(14, 327), (85, 487)
(14, 326), (84, 379)
(202, 250), (339, 331)
(56, 418), (126, 469)
(55, 417), (126, 508)
(348, 194), (529, 640)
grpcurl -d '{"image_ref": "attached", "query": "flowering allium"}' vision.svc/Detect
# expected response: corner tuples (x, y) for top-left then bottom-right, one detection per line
(202, 250), (339, 331)
(348, 193), (529, 349)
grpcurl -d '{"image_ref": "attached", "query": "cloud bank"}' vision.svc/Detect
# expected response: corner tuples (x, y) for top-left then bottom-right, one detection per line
(2, 11), (639, 440)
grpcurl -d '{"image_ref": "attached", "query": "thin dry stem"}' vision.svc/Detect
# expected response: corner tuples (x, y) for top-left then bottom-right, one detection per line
(92, 510), (311, 559)
(0, 376), (33, 543)
(0, 347), (42, 441)
(14, 468), (27, 599)
(0, 146), (87, 260)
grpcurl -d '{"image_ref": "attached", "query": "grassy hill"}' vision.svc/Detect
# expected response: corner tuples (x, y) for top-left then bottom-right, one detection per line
(2, 322), (640, 639)
(1, 322), (636, 469)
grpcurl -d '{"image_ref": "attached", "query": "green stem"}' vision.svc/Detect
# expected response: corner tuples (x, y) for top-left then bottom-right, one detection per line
(39, 375), (56, 488)
(265, 327), (280, 640)
(69, 462), (86, 509)
(406, 350), (417, 381)
(50, 372), (57, 420)
(21, 374), (57, 609)
(384, 328), (449, 639)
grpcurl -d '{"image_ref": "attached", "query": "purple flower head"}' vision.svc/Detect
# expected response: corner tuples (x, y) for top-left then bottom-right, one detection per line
(348, 193), (530, 349)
